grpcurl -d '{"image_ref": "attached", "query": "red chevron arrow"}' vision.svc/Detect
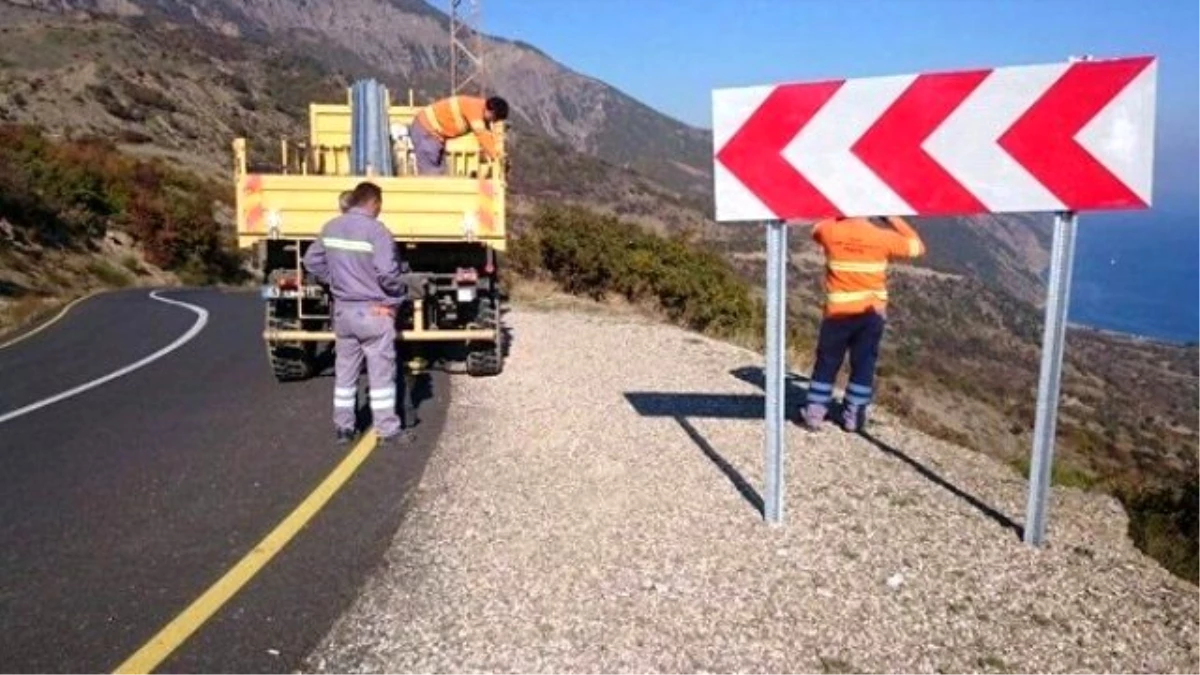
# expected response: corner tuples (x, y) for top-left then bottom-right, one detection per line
(851, 70), (990, 214)
(999, 56), (1154, 210)
(715, 81), (844, 218)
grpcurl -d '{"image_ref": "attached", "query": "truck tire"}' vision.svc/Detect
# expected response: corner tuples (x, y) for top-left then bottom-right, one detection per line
(266, 302), (314, 382)
(465, 298), (504, 377)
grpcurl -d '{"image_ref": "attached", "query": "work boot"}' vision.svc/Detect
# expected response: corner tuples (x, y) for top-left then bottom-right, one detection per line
(335, 428), (357, 445)
(842, 403), (866, 434)
(800, 403), (827, 431)
(377, 429), (413, 446)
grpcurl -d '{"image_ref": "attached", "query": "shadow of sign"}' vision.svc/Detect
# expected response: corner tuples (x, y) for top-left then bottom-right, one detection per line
(624, 392), (765, 516)
(730, 364), (1024, 539)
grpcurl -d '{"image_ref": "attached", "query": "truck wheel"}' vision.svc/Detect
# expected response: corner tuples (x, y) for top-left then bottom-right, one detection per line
(466, 299), (504, 377)
(266, 303), (314, 382)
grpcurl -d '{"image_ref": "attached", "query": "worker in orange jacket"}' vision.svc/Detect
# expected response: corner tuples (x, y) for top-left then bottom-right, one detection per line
(410, 95), (509, 175)
(800, 215), (925, 433)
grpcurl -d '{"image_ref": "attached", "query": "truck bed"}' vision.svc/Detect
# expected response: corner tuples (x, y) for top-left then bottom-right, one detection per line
(235, 171), (505, 250)
(234, 97), (505, 250)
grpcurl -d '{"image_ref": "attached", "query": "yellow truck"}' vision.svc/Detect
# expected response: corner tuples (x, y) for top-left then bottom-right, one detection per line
(233, 86), (506, 381)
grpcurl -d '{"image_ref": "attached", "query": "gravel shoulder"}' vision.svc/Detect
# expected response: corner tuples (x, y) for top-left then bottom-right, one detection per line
(307, 307), (1198, 674)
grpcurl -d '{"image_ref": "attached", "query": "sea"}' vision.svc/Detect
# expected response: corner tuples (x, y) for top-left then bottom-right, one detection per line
(1068, 212), (1199, 345)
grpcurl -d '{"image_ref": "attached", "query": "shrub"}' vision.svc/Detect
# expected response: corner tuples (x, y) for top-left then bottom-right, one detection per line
(118, 129), (154, 144)
(0, 124), (245, 284)
(122, 81), (177, 113)
(86, 259), (132, 287)
(1122, 481), (1199, 584)
(510, 205), (762, 339)
(1009, 455), (1099, 491)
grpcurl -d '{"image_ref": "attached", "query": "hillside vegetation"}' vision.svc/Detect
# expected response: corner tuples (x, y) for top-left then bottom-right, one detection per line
(0, 124), (242, 285)
(509, 205), (760, 341)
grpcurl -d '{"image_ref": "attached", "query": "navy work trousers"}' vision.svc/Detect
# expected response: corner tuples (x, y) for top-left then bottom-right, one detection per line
(411, 122), (446, 176)
(805, 309), (886, 414)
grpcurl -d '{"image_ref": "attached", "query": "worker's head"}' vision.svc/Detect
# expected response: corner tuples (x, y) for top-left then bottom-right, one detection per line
(348, 181), (383, 218)
(484, 96), (509, 124)
(337, 190), (353, 213)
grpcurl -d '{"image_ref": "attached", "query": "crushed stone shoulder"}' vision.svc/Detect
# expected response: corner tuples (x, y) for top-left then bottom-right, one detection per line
(307, 308), (1199, 674)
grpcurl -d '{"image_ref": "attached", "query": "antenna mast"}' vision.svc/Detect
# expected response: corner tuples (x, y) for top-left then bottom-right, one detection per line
(449, 0), (486, 96)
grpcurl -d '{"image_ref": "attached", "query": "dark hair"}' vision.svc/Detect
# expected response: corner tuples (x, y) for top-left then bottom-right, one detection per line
(485, 96), (509, 121)
(349, 181), (382, 207)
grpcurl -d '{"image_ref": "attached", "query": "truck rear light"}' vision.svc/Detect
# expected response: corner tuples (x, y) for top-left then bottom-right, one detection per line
(454, 267), (479, 284)
(276, 273), (299, 290)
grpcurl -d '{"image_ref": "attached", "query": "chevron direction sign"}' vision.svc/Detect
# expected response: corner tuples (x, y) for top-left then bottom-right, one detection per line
(712, 56), (1157, 221)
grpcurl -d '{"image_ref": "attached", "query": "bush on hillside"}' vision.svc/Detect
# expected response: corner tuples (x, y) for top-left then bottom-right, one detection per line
(509, 205), (762, 339)
(1122, 480), (1199, 584)
(0, 124), (243, 283)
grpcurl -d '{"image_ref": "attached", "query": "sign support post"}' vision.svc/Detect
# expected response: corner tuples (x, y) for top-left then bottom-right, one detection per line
(763, 220), (788, 524)
(1023, 210), (1079, 545)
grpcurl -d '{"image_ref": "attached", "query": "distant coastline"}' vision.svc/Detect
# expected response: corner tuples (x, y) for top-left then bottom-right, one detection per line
(1066, 212), (1199, 346)
(1068, 321), (1197, 349)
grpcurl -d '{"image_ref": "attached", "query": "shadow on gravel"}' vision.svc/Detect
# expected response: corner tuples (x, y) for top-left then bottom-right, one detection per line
(859, 431), (1024, 539)
(728, 366), (808, 419)
(624, 392), (765, 516)
(731, 365), (1024, 539)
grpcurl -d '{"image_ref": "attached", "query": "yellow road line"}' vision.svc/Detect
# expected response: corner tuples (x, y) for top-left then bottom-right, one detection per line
(0, 290), (103, 350)
(113, 431), (379, 674)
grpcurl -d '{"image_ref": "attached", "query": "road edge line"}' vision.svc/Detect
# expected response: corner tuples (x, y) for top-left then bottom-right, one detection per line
(0, 290), (208, 425)
(0, 289), (104, 351)
(112, 431), (381, 674)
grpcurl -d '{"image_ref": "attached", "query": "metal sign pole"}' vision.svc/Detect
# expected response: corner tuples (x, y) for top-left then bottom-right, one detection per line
(1023, 210), (1079, 545)
(763, 220), (788, 524)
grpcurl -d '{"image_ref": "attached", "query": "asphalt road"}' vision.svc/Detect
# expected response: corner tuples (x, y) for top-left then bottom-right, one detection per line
(0, 288), (447, 673)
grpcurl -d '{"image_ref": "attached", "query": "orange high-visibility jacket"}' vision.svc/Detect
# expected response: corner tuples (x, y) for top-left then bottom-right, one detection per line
(811, 216), (925, 317)
(415, 95), (500, 160)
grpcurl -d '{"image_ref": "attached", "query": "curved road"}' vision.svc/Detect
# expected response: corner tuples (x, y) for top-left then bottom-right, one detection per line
(0, 288), (447, 673)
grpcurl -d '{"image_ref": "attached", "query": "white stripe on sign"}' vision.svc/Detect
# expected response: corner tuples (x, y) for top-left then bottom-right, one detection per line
(784, 74), (916, 216)
(712, 86), (776, 222)
(714, 163), (774, 222)
(711, 85), (775, 150)
(0, 291), (208, 426)
(924, 63), (1068, 213)
(1076, 59), (1157, 205)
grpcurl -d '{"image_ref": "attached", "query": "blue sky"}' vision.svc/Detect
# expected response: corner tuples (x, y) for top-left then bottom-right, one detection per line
(473, 0), (1198, 213)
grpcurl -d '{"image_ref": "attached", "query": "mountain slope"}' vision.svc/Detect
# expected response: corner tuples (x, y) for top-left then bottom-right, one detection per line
(7, 0), (714, 199)
(6, 0), (1051, 304)
(0, 1), (722, 233)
